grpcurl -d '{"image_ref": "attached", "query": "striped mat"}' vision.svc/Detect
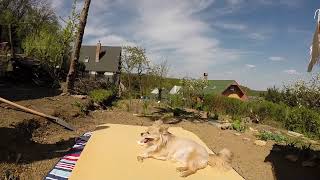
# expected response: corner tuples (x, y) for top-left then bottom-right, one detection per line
(44, 132), (92, 180)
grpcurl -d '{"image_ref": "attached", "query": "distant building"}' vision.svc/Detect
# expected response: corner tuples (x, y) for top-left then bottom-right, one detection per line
(79, 41), (121, 85)
(204, 80), (248, 101)
(169, 85), (182, 94)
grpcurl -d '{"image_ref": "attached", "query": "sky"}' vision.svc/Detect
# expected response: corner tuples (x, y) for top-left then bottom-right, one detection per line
(51, 0), (320, 90)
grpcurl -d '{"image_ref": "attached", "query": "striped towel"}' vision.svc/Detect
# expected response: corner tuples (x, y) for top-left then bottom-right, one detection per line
(44, 132), (92, 180)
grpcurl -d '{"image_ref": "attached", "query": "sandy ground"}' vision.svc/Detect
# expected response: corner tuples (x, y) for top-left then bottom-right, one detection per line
(0, 86), (319, 180)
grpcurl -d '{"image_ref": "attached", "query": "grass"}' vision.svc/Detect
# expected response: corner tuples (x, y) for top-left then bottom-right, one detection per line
(232, 118), (247, 132)
(257, 131), (288, 143)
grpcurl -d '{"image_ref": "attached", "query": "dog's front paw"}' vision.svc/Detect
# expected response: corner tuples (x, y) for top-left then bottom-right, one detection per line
(137, 156), (144, 162)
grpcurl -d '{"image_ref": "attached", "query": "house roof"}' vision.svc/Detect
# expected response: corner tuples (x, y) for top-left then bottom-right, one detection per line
(204, 80), (237, 94)
(79, 45), (121, 72)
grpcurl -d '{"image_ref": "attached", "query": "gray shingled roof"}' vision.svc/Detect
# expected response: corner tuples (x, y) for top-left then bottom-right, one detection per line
(79, 46), (121, 72)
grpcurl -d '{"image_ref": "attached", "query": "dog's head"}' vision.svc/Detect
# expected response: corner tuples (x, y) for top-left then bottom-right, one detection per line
(138, 120), (169, 147)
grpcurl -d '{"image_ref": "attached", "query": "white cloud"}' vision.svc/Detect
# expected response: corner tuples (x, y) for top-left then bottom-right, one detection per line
(249, 32), (266, 40)
(214, 22), (247, 31)
(269, 56), (285, 61)
(246, 64), (256, 68)
(61, 0), (248, 78)
(226, 0), (244, 5)
(283, 69), (301, 75)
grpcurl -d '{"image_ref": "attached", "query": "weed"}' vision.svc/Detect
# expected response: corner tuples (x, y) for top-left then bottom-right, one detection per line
(232, 118), (247, 132)
(257, 131), (288, 143)
(89, 89), (114, 106)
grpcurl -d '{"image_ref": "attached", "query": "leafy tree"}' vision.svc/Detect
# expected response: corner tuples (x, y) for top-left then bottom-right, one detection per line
(180, 77), (208, 108)
(122, 46), (150, 97)
(150, 60), (169, 100)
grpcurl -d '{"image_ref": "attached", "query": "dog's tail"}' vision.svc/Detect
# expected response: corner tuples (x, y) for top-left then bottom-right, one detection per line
(208, 148), (233, 170)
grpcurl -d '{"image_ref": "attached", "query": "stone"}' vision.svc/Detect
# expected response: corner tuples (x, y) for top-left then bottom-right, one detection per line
(243, 137), (251, 141)
(285, 154), (299, 162)
(233, 132), (241, 136)
(242, 117), (251, 124)
(220, 123), (232, 130)
(254, 140), (267, 146)
(249, 127), (259, 133)
(287, 131), (303, 138)
(72, 95), (87, 99)
(200, 111), (208, 119)
(302, 160), (317, 167)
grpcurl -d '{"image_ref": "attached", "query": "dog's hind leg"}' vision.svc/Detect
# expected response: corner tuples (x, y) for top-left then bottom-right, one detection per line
(179, 169), (196, 177)
(176, 167), (188, 172)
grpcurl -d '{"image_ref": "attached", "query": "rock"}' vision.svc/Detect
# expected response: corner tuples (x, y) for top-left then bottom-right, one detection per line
(285, 154), (299, 162)
(233, 132), (241, 136)
(243, 137), (251, 141)
(220, 123), (232, 130)
(218, 115), (232, 123)
(249, 127), (259, 133)
(200, 111), (208, 119)
(254, 140), (267, 146)
(287, 131), (303, 138)
(71, 95), (87, 99)
(242, 117), (251, 124)
(302, 160), (317, 167)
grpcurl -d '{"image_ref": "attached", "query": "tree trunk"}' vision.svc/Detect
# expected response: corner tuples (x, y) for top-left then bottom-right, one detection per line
(65, 0), (91, 93)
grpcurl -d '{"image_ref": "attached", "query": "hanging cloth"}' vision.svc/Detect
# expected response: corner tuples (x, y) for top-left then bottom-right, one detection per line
(308, 9), (320, 72)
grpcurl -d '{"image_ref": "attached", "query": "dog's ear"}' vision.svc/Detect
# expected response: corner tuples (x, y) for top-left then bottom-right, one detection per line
(153, 120), (164, 126)
(159, 125), (169, 134)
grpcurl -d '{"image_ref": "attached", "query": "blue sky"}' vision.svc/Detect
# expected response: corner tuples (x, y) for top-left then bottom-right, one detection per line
(51, 0), (320, 90)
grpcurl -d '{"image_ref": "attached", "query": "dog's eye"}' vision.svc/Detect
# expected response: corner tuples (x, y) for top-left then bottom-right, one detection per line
(146, 131), (150, 134)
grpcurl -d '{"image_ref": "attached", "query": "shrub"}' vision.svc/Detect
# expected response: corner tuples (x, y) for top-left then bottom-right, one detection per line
(284, 107), (320, 139)
(89, 89), (114, 106)
(74, 77), (116, 95)
(203, 93), (320, 139)
(232, 117), (247, 132)
(257, 131), (288, 143)
(263, 74), (320, 112)
(72, 101), (93, 115)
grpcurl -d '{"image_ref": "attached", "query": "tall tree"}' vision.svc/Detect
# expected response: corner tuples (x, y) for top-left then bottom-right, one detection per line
(152, 60), (169, 100)
(65, 0), (91, 93)
(122, 46), (149, 97)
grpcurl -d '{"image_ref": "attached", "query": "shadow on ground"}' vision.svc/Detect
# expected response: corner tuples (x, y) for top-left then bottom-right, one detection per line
(0, 119), (74, 164)
(0, 81), (61, 101)
(265, 144), (320, 180)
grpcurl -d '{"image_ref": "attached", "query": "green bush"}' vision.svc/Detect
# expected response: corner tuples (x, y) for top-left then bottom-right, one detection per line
(89, 89), (114, 106)
(232, 118), (247, 132)
(284, 107), (320, 138)
(257, 131), (287, 143)
(203, 94), (320, 139)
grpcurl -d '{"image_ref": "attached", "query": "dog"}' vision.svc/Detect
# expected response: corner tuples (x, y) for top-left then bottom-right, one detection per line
(137, 120), (233, 177)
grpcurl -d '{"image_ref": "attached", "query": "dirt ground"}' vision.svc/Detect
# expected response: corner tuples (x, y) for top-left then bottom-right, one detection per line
(0, 84), (320, 180)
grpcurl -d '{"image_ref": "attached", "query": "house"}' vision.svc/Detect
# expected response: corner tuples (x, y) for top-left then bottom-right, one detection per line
(79, 41), (121, 84)
(204, 79), (248, 101)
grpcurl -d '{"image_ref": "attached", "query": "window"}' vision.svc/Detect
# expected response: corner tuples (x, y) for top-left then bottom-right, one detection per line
(84, 56), (90, 62)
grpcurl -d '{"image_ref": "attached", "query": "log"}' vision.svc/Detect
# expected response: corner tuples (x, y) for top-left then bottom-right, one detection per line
(0, 97), (74, 131)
